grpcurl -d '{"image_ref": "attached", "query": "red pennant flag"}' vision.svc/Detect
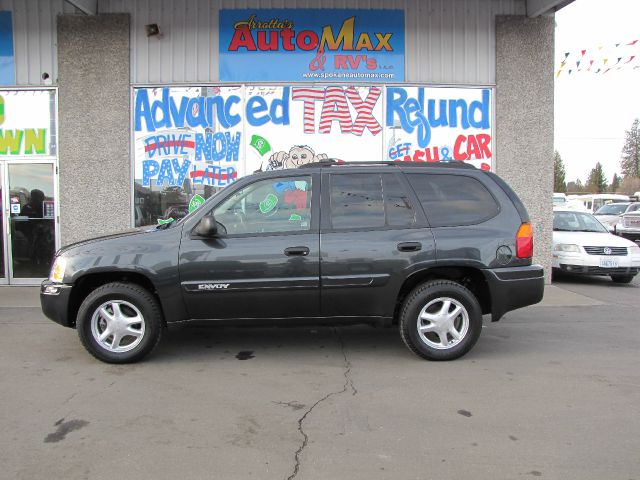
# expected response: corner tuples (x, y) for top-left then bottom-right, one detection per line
(624, 56), (636, 64)
(628, 40), (638, 46)
(581, 49), (586, 57)
(588, 60), (594, 70)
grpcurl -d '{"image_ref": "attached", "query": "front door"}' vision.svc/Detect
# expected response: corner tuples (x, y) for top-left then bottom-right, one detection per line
(1, 161), (58, 283)
(179, 173), (320, 320)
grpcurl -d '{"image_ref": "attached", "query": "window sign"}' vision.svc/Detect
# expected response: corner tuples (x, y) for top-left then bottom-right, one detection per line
(0, 90), (53, 156)
(0, 11), (15, 85)
(219, 9), (405, 82)
(133, 86), (493, 226)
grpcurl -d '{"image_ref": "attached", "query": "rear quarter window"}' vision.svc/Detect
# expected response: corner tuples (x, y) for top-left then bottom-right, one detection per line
(406, 173), (500, 227)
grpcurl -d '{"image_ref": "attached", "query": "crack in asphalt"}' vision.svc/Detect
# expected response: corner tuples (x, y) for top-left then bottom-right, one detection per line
(286, 328), (356, 480)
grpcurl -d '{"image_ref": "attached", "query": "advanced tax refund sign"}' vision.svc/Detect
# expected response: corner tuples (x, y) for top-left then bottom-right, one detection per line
(219, 9), (405, 82)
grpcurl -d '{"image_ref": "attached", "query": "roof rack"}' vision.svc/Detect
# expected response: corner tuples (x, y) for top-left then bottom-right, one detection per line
(299, 159), (476, 169)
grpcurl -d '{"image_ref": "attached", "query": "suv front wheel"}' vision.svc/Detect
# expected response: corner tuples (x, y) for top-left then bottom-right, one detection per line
(76, 282), (163, 363)
(399, 280), (483, 361)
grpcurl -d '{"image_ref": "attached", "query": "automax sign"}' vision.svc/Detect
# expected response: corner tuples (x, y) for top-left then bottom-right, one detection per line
(219, 9), (405, 82)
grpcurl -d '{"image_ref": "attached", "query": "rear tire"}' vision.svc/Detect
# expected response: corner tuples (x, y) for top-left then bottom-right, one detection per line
(399, 280), (483, 361)
(610, 274), (634, 284)
(77, 282), (163, 363)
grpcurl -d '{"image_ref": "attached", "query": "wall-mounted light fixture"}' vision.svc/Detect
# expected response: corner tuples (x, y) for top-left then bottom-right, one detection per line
(145, 24), (161, 37)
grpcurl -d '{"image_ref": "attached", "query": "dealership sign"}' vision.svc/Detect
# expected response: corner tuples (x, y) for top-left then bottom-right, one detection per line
(219, 9), (405, 82)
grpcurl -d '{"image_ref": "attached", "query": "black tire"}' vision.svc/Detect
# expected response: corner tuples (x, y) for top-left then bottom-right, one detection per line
(610, 274), (635, 284)
(77, 282), (163, 363)
(399, 280), (483, 361)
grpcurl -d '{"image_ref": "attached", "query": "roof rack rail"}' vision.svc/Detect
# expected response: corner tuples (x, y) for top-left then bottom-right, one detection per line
(298, 159), (476, 169)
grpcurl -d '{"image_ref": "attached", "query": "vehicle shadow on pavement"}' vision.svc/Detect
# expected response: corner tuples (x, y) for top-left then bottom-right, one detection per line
(153, 324), (410, 363)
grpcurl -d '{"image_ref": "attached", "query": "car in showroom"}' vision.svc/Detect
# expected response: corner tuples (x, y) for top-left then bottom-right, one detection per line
(593, 202), (640, 233)
(41, 161), (544, 363)
(553, 208), (640, 283)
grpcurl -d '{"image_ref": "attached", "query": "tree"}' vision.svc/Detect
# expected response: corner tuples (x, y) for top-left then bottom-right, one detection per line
(586, 162), (607, 193)
(618, 176), (640, 195)
(553, 151), (566, 193)
(609, 173), (621, 192)
(566, 179), (585, 193)
(620, 118), (640, 178)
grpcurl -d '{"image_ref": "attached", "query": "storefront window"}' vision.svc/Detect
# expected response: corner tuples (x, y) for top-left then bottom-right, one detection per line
(132, 85), (494, 226)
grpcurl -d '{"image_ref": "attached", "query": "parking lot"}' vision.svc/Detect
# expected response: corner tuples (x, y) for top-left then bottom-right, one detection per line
(1, 276), (639, 480)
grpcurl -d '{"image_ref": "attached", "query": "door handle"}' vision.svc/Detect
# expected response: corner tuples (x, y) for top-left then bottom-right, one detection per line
(397, 242), (422, 252)
(284, 246), (310, 256)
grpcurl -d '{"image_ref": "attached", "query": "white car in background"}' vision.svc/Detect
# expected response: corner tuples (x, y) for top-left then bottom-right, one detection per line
(553, 209), (640, 283)
(593, 202), (640, 233)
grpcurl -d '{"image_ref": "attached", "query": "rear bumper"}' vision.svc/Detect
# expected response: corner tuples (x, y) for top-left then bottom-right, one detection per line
(40, 281), (74, 328)
(483, 265), (544, 322)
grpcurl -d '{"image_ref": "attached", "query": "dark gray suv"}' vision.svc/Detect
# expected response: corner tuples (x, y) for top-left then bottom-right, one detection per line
(41, 161), (544, 363)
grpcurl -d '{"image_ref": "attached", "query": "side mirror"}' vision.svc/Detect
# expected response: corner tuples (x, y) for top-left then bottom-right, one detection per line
(195, 215), (218, 237)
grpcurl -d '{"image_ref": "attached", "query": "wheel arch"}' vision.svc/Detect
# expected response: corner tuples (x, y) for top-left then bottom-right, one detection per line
(394, 266), (491, 323)
(68, 272), (165, 328)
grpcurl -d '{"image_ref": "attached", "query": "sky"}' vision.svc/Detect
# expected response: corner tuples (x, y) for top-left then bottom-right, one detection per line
(554, 0), (640, 184)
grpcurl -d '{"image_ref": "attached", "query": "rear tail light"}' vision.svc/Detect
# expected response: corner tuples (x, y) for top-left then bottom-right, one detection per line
(516, 223), (534, 258)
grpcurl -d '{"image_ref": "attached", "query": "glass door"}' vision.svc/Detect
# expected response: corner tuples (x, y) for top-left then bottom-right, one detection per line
(0, 164), (6, 283)
(5, 161), (57, 283)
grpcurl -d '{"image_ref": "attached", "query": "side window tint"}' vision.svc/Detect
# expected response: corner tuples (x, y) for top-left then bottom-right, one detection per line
(330, 174), (385, 229)
(382, 174), (416, 227)
(213, 176), (311, 235)
(407, 173), (499, 227)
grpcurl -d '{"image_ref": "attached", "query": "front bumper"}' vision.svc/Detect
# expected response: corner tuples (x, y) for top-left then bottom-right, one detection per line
(617, 227), (640, 242)
(553, 251), (640, 276)
(40, 280), (74, 328)
(483, 265), (545, 322)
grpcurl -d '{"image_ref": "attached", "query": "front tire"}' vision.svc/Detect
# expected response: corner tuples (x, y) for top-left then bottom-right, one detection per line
(77, 282), (163, 363)
(399, 280), (483, 361)
(610, 274), (634, 284)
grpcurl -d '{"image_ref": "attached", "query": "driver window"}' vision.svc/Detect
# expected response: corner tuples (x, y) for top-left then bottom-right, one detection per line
(213, 176), (312, 235)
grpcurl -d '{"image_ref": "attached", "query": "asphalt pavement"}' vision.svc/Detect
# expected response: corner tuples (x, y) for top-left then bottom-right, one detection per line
(0, 276), (639, 480)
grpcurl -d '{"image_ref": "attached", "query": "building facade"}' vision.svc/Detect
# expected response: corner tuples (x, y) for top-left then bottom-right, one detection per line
(0, 0), (565, 285)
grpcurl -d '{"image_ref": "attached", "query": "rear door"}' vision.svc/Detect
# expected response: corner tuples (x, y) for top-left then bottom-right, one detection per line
(179, 173), (320, 320)
(319, 170), (436, 319)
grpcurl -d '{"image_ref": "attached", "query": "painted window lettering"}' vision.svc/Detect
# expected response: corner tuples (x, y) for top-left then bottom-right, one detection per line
(132, 85), (493, 227)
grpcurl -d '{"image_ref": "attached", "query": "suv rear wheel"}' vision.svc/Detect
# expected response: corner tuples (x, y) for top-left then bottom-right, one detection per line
(399, 280), (482, 361)
(77, 282), (163, 363)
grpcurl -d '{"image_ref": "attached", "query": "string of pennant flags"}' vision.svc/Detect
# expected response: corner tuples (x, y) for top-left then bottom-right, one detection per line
(556, 38), (640, 76)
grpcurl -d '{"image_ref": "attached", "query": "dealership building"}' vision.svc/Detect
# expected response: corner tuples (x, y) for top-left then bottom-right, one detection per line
(0, 0), (570, 285)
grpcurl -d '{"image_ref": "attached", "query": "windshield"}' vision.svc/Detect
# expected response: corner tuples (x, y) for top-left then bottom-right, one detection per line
(594, 203), (628, 215)
(553, 197), (566, 205)
(553, 211), (608, 233)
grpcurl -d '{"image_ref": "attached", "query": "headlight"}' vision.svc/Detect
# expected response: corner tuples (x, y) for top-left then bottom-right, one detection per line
(49, 256), (67, 283)
(554, 244), (580, 253)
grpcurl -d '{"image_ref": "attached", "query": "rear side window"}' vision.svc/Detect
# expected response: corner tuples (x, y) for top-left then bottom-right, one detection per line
(407, 173), (499, 227)
(383, 174), (416, 227)
(330, 174), (385, 229)
(329, 173), (417, 229)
